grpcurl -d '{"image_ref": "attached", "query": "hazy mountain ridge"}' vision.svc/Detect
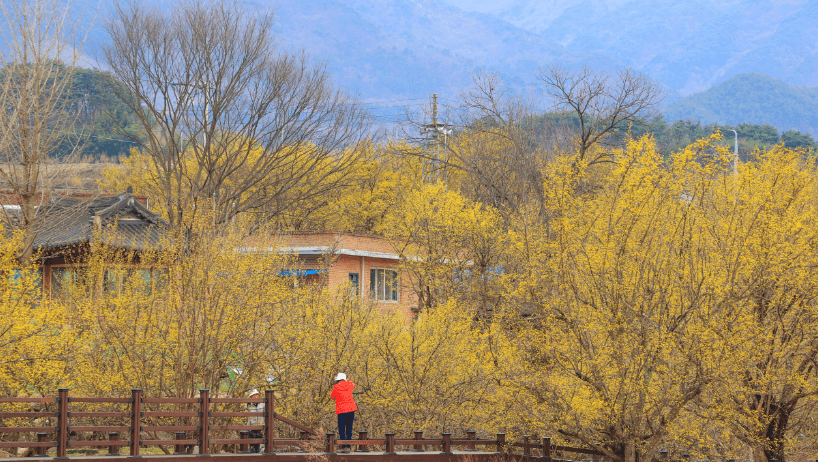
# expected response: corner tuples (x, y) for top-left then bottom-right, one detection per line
(664, 73), (818, 135)
(445, 0), (818, 95)
(48, 0), (818, 134)
(270, 0), (623, 103)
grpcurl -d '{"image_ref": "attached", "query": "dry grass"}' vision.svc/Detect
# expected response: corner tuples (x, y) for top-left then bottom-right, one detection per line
(46, 162), (121, 189)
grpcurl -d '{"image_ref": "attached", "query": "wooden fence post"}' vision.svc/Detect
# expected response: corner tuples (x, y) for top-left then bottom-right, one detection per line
(35, 432), (49, 457)
(467, 430), (476, 451)
(325, 432), (336, 455)
(357, 431), (369, 453)
(495, 433), (506, 455)
(298, 431), (308, 453)
(56, 389), (68, 458)
(413, 431), (424, 452)
(237, 431), (249, 454)
(198, 389), (209, 455)
(264, 390), (275, 455)
(107, 432), (120, 456)
(384, 433), (396, 455)
(523, 435), (532, 457)
(175, 432), (187, 455)
(441, 433), (452, 455)
(130, 389), (142, 457)
(542, 437), (552, 462)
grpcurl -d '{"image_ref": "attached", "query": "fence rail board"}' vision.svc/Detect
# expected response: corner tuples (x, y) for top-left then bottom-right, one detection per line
(70, 398), (131, 403)
(143, 425), (199, 432)
(0, 442), (55, 448)
(0, 398), (57, 403)
(71, 426), (130, 432)
(143, 398), (200, 404)
(0, 427), (54, 433)
(143, 412), (199, 418)
(70, 412), (130, 418)
(70, 441), (131, 448)
(0, 412), (54, 418)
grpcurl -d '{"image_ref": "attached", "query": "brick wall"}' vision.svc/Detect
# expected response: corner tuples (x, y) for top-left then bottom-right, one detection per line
(326, 254), (417, 321)
(244, 231), (418, 321)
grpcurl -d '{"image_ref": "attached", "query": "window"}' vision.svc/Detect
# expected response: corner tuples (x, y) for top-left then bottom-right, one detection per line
(50, 266), (168, 300)
(349, 273), (359, 289)
(370, 268), (398, 302)
(5, 269), (42, 302)
(51, 266), (91, 300)
(104, 268), (169, 296)
(104, 268), (152, 296)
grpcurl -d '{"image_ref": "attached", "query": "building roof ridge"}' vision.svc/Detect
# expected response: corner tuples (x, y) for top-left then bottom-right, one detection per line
(276, 229), (388, 240)
(94, 192), (164, 225)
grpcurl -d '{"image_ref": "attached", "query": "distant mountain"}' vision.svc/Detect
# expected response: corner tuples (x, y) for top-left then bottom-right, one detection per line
(444, 0), (818, 96)
(663, 73), (818, 135)
(44, 0), (818, 124)
(268, 0), (621, 106)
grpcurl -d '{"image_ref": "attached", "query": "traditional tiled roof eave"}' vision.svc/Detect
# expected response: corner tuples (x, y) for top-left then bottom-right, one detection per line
(93, 194), (163, 225)
(32, 190), (168, 253)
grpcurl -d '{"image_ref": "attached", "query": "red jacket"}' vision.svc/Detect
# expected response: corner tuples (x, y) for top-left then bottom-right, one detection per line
(330, 380), (358, 414)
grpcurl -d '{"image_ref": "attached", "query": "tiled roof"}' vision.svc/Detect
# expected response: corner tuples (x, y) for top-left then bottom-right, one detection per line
(33, 191), (167, 252)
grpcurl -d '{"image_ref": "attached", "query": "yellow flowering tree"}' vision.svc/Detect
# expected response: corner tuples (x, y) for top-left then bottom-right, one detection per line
(385, 183), (503, 313)
(0, 227), (72, 396)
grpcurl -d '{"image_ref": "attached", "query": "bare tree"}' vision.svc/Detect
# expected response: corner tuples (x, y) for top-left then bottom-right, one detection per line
(537, 65), (665, 165)
(395, 72), (547, 212)
(102, 0), (370, 232)
(0, 0), (88, 262)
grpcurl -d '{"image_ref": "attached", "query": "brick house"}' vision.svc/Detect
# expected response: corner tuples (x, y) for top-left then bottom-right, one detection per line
(267, 231), (419, 319)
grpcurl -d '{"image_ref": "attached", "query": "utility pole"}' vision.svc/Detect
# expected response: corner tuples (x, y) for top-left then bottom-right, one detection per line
(432, 93), (437, 127)
(421, 93), (451, 186)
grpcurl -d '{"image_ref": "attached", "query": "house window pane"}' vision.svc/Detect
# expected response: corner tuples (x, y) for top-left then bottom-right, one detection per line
(154, 269), (169, 292)
(51, 267), (89, 300)
(378, 269), (385, 300)
(51, 267), (71, 300)
(369, 268), (399, 302)
(104, 270), (119, 294)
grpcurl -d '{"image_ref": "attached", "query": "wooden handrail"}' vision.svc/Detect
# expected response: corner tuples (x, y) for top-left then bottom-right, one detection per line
(0, 389), (608, 459)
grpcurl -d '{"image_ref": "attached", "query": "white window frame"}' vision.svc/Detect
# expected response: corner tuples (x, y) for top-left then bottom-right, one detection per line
(369, 268), (399, 302)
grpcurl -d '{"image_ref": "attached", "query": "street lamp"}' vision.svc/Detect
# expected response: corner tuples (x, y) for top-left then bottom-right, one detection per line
(726, 129), (738, 174)
(727, 128), (738, 201)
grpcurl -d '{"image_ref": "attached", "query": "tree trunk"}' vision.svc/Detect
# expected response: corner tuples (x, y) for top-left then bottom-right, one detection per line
(624, 442), (637, 462)
(753, 395), (794, 462)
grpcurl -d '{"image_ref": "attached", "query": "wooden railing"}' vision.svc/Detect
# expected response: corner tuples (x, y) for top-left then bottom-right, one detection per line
(0, 389), (611, 459)
(325, 430), (506, 454)
(510, 435), (607, 460)
(0, 388), (314, 457)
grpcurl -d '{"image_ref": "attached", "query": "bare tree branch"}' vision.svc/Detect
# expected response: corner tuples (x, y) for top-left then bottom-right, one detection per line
(0, 0), (92, 262)
(537, 65), (665, 164)
(102, 0), (370, 233)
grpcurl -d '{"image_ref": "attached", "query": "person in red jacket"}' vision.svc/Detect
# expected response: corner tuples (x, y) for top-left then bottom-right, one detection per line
(330, 373), (357, 452)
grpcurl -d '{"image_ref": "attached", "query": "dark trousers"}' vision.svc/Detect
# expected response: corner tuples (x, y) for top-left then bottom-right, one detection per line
(337, 411), (355, 448)
(249, 430), (263, 453)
